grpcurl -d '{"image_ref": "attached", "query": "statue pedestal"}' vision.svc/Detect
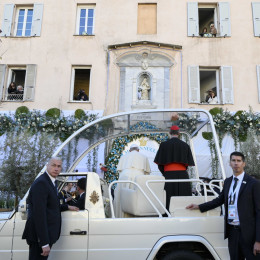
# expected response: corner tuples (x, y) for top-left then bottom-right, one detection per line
(131, 100), (157, 110)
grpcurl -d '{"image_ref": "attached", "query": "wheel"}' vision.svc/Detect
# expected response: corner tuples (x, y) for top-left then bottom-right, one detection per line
(162, 250), (203, 260)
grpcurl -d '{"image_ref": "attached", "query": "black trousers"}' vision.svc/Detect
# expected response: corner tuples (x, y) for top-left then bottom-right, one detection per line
(228, 225), (260, 260)
(162, 170), (191, 211)
(29, 243), (52, 260)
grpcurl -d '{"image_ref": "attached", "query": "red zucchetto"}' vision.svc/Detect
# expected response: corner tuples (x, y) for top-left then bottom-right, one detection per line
(170, 125), (179, 131)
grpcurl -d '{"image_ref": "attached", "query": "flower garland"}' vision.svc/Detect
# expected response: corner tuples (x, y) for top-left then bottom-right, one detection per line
(203, 108), (260, 177)
(210, 108), (260, 149)
(0, 110), (98, 141)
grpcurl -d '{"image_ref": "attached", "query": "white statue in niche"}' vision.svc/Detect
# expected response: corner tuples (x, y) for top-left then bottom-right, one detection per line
(138, 76), (150, 100)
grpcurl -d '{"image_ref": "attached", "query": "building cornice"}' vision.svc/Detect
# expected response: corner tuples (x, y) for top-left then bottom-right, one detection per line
(108, 41), (182, 50)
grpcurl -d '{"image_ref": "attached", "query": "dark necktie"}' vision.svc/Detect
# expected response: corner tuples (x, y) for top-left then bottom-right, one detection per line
(229, 177), (238, 205)
(54, 180), (59, 195)
(233, 177), (238, 192)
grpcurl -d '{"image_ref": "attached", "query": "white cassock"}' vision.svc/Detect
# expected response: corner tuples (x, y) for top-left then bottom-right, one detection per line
(114, 151), (151, 218)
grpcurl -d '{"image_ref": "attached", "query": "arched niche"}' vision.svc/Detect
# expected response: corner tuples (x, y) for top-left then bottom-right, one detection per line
(117, 49), (175, 112)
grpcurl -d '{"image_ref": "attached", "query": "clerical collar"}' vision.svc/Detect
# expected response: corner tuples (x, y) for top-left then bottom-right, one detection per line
(232, 172), (245, 182)
(46, 171), (56, 185)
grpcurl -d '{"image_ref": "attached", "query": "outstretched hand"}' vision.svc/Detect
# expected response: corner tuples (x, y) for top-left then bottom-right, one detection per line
(186, 204), (199, 210)
(68, 206), (79, 211)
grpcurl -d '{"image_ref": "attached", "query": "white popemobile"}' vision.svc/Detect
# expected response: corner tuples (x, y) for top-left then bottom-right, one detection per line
(0, 109), (229, 260)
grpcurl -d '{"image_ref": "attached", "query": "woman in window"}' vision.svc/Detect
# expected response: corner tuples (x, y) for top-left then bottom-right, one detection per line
(200, 27), (210, 37)
(206, 90), (218, 104)
(7, 82), (17, 100)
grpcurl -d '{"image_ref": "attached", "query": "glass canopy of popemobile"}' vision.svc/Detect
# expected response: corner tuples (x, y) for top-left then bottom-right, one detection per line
(48, 109), (225, 186)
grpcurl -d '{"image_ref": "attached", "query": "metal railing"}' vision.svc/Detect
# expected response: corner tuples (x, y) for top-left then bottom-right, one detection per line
(4, 94), (24, 101)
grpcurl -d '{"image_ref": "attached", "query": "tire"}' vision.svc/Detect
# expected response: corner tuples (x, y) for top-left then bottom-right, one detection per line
(162, 250), (203, 260)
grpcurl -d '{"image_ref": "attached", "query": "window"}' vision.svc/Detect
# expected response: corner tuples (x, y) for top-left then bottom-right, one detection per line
(188, 66), (234, 104)
(0, 4), (43, 37)
(187, 2), (231, 37)
(252, 3), (260, 37)
(15, 8), (34, 36)
(70, 67), (91, 101)
(0, 64), (37, 102)
(137, 3), (157, 34)
(76, 5), (95, 35)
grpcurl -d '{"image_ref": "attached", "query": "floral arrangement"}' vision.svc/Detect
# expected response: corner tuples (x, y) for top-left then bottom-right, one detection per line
(0, 107), (98, 141)
(209, 108), (260, 149)
(203, 107), (260, 178)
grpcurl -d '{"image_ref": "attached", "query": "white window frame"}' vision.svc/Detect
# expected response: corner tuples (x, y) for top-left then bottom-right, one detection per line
(14, 6), (34, 37)
(76, 5), (95, 35)
(198, 4), (218, 35)
(187, 2), (231, 37)
(199, 67), (221, 104)
(70, 66), (92, 102)
(188, 66), (233, 105)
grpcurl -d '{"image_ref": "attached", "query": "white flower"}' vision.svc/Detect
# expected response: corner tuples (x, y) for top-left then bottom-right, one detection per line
(236, 116), (239, 120)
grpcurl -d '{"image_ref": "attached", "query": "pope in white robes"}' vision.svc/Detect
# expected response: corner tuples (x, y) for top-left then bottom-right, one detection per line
(114, 144), (151, 218)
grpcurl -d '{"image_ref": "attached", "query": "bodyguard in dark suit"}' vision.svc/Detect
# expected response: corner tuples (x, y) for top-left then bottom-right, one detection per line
(187, 152), (260, 259)
(70, 177), (86, 210)
(22, 157), (63, 259)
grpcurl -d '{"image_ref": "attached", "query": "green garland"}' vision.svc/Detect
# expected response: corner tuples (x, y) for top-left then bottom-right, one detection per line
(0, 107), (98, 141)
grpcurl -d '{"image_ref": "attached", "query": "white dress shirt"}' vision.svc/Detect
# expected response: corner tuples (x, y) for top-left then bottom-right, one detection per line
(228, 172), (245, 225)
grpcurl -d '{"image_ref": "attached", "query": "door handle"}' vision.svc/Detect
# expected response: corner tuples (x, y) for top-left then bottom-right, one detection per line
(70, 230), (87, 235)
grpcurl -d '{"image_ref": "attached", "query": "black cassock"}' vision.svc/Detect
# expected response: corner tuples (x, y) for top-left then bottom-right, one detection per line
(154, 137), (195, 210)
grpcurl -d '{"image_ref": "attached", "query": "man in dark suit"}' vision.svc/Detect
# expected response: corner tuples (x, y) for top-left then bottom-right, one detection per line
(22, 157), (63, 259)
(70, 178), (86, 210)
(187, 152), (260, 259)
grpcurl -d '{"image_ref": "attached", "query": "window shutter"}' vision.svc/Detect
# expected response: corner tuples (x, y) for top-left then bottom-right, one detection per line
(218, 2), (231, 37)
(221, 66), (234, 104)
(188, 66), (200, 103)
(24, 65), (37, 101)
(0, 4), (14, 37)
(31, 4), (44, 36)
(252, 3), (260, 37)
(0, 65), (6, 100)
(257, 65), (260, 103)
(187, 2), (199, 36)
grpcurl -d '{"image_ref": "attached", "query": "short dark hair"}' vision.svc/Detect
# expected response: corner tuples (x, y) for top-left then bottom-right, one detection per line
(170, 129), (179, 135)
(230, 151), (245, 162)
(77, 177), (86, 190)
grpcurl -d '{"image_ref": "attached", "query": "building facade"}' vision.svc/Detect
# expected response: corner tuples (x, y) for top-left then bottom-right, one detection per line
(0, 0), (260, 115)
